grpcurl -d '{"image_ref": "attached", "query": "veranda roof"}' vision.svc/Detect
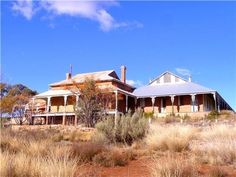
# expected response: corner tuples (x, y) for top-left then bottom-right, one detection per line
(133, 82), (216, 98)
(35, 89), (79, 98)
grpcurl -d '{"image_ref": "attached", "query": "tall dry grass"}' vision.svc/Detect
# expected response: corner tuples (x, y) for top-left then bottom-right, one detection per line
(0, 151), (77, 177)
(146, 124), (197, 152)
(191, 124), (236, 166)
(148, 123), (236, 176)
(150, 154), (199, 177)
(0, 129), (78, 177)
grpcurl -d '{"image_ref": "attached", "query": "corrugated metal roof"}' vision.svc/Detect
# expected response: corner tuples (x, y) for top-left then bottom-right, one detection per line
(50, 70), (135, 89)
(35, 89), (79, 98)
(50, 70), (117, 86)
(133, 82), (215, 97)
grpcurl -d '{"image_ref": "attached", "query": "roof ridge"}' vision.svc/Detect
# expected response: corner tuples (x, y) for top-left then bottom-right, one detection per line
(72, 70), (114, 78)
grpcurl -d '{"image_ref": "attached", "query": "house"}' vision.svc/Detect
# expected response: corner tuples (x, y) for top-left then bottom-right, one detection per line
(32, 66), (136, 125)
(134, 71), (233, 117)
(31, 66), (233, 125)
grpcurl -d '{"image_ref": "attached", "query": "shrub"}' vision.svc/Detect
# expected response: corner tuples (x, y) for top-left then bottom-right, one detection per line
(207, 111), (219, 120)
(71, 142), (105, 162)
(150, 155), (198, 177)
(95, 109), (148, 145)
(93, 152), (113, 167)
(144, 111), (154, 118)
(93, 148), (129, 167)
(91, 131), (109, 145)
(146, 124), (197, 152)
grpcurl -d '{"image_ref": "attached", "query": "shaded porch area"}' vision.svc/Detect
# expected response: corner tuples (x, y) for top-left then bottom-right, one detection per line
(136, 92), (226, 117)
(31, 88), (136, 125)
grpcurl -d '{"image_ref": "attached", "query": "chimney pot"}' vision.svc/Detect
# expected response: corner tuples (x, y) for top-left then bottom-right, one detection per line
(121, 65), (126, 84)
(66, 73), (71, 80)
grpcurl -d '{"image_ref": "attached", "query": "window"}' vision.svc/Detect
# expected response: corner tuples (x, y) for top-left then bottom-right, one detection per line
(175, 77), (179, 82)
(163, 73), (171, 83)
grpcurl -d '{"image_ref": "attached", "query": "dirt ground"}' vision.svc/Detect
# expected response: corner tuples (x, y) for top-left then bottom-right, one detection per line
(99, 157), (236, 177)
(100, 157), (151, 177)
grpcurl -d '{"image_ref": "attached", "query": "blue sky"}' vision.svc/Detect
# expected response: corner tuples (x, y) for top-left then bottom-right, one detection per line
(2, 1), (236, 110)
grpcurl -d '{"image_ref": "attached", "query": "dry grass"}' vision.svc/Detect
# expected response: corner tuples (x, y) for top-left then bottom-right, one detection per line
(2, 121), (236, 177)
(0, 129), (78, 177)
(76, 165), (102, 177)
(150, 154), (199, 177)
(92, 147), (135, 167)
(208, 167), (227, 177)
(146, 124), (197, 152)
(0, 149), (77, 177)
(0, 127), (137, 177)
(191, 125), (236, 166)
(71, 142), (105, 162)
(53, 129), (94, 142)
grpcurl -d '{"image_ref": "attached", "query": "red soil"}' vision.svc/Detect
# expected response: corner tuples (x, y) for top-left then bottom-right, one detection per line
(199, 164), (236, 177)
(100, 157), (151, 177)
(93, 157), (236, 177)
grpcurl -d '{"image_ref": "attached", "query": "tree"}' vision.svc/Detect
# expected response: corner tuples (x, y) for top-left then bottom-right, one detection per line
(76, 79), (108, 127)
(0, 83), (37, 125)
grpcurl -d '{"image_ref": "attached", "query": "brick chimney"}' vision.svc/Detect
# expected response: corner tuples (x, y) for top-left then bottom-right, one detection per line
(121, 65), (126, 84)
(66, 73), (71, 80)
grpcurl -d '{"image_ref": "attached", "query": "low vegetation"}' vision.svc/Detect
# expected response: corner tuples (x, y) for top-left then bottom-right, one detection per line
(150, 154), (198, 177)
(93, 148), (130, 167)
(208, 167), (227, 177)
(1, 111), (236, 177)
(0, 129), (77, 177)
(146, 124), (197, 152)
(95, 109), (148, 145)
(191, 125), (236, 166)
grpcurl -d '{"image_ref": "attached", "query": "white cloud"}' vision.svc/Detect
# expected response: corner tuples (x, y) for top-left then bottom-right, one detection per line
(11, 0), (143, 32)
(175, 68), (191, 76)
(114, 21), (144, 30)
(41, 0), (117, 31)
(12, 0), (34, 20)
(96, 9), (115, 31)
(126, 80), (143, 87)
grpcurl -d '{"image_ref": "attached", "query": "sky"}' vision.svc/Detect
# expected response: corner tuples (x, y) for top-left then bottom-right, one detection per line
(1, 1), (236, 110)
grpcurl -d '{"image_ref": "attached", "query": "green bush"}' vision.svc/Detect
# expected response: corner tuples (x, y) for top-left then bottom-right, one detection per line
(207, 110), (219, 120)
(95, 109), (148, 145)
(144, 111), (154, 118)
